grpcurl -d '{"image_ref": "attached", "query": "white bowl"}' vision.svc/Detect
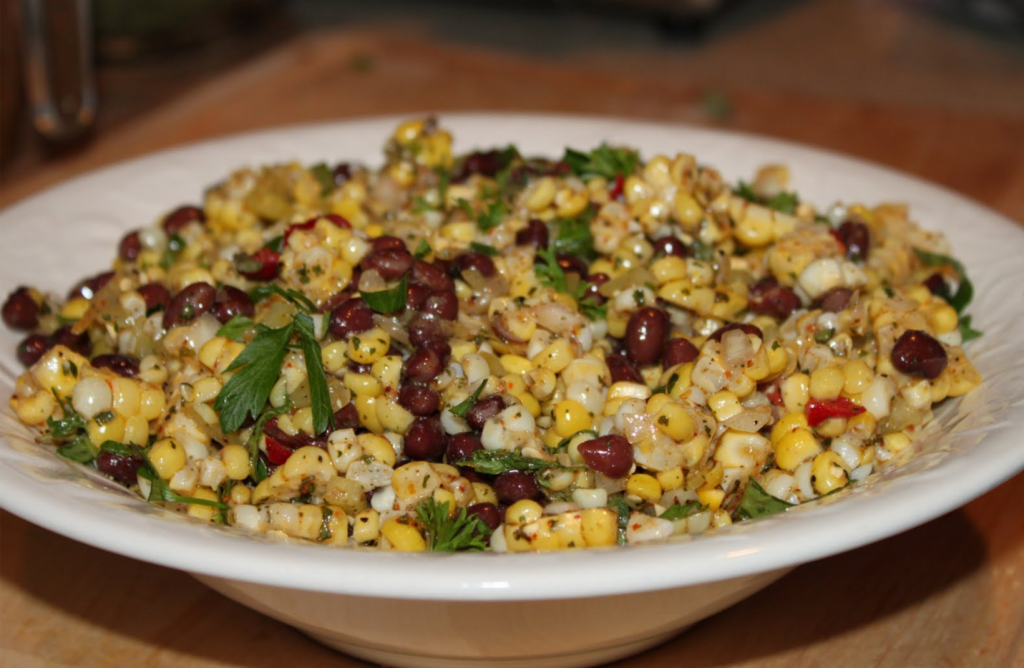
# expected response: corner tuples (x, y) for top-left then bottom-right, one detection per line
(2, 114), (1024, 668)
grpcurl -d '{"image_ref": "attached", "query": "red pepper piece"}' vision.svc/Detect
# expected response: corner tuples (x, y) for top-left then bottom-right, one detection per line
(263, 421), (295, 465)
(283, 214), (352, 245)
(829, 230), (847, 256)
(609, 174), (625, 201)
(239, 247), (281, 280)
(805, 397), (866, 427)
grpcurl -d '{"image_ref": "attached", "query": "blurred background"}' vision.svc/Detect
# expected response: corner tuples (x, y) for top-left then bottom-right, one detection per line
(2, 0), (1023, 184)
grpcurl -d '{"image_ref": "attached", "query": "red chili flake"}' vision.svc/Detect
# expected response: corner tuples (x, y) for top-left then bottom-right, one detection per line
(609, 174), (625, 201)
(830, 230), (847, 255)
(805, 397), (866, 427)
(284, 214), (352, 244)
(239, 247), (281, 280)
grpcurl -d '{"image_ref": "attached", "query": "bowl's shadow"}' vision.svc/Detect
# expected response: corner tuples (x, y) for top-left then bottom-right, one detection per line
(0, 485), (1004, 668)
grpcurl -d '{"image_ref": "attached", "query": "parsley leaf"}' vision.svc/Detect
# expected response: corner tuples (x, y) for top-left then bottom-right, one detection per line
(47, 403), (87, 439)
(57, 435), (97, 463)
(470, 242), (498, 257)
(137, 466), (228, 509)
(913, 248), (974, 314)
(215, 321), (295, 434)
(460, 194), (507, 232)
(248, 284), (317, 313)
(216, 315), (254, 342)
(552, 208), (596, 260)
(414, 239), (432, 259)
(294, 313), (333, 435)
(448, 380), (487, 419)
(360, 273), (408, 314)
(534, 246), (568, 293)
(159, 234), (186, 271)
(733, 478), (794, 521)
(415, 498), (491, 552)
(562, 144), (639, 181)
(958, 314), (982, 342)
(308, 163), (335, 196)
(735, 181), (799, 214)
(455, 449), (582, 476)
(605, 494), (631, 545)
(246, 403), (291, 482)
(659, 500), (705, 520)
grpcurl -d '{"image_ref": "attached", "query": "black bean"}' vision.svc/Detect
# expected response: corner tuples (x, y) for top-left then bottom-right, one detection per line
(412, 260), (454, 292)
(458, 150), (503, 179)
(454, 252), (496, 278)
(17, 334), (51, 366)
(838, 221), (870, 262)
(409, 315), (447, 346)
(119, 231), (142, 262)
(748, 276), (801, 320)
(446, 433), (483, 465)
(403, 342), (451, 382)
(361, 248), (413, 280)
(404, 416), (446, 461)
(137, 283), (171, 313)
(625, 307), (669, 366)
(370, 236), (407, 253)
(398, 384), (440, 416)
(817, 287), (853, 313)
(162, 205), (205, 234)
(333, 403), (360, 430)
(264, 418), (328, 449)
(582, 273), (609, 306)
(212, 285), (254, 324)
(406, 283), (430, 310)
(515, 219), (549, 248)
(652, 235), (689, 258)
(709, 322), (763, 343)
(923, 273), (950, 300)
(332, 163), (353, 186)
(2, 287), (40, 331)
(52, 326), (91, 357)
(663, 338), (700, 368)
(96, 450), (144, 486)
(556, 254), (588, 278)
(163, 282), (215, 329)
(606, 353), (643, 383)
(891, 330), (948, 379)
(423, 291), (458, 320)
(465, 395), (506, 431)
(91, 354), (140, 378)
(329, 298), (375, 339)
(494, 471), (541, 504)
(68, 271), (114, 301)
(577, 434), (633, 478)
(467, 502), (502, 532)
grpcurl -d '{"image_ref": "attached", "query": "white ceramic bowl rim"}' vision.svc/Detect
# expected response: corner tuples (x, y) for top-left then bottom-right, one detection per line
(2, 113), (1023, 601)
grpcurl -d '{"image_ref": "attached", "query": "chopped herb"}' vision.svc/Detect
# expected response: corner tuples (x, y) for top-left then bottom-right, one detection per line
(470, 242), (499, 257)
(318, 507), (334, 541)
(552, 209), (596, 260)
(160, 234), (186, 270)
(660, 500), (705, 520)
(216, 315), (254, 342)
(733, 478), (794, 521)
(455, 449), (582, 476)
(412, 197), (435, 214)
(47, 405), (87, 439)
(214, 321), (297, 434)
(415, 499), (491, 552)
(691, 242), (714, 262)
(248, 284), (317, 313)
(958, 314), (982, 342)
(137, 465), (228, 510)
(309, 163), (335, 196)
(913, 248), (975, 314)
(293, 312), (334, 435)
(605, 494), (631, 545)
(94, 410), (116, 424)
(99, 440), (136, 458)
(633, 289), (646, 307)
(735, 181), (798, 214)
(360, 273), (408, 314)
(448, 380), (488, 419)
(56, 435), (97, 463)
(814, 328), (835, 344)
(562, 144), (639, 181)
(414, 239), (432, 258)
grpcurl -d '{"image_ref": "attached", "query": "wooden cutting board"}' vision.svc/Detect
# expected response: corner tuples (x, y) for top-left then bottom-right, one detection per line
(2, 24), (1023, 668)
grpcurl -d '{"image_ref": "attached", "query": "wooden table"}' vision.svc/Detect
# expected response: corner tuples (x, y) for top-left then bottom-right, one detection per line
(3, 3), (1024, 666)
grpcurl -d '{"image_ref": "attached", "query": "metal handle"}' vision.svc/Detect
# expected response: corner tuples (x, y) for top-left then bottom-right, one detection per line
(20, 0), (96, 143)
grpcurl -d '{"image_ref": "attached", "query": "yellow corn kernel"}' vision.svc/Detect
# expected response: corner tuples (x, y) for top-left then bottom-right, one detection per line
(673, 192), (703, 230)
(139, 388), (166, 422)
(352, 508), (381, 544)
(388, 161), (416, 188)
(191, 376), (222, 405)
(32, 346), (89, 397)
(532, 337), (575, 373)
(358, 433), (397, 467)
(370, 355), (403, 389)
(712, 509), (734, 529)
(230, 484), (252, 506)
(649, 256), (688, 285)
(815, 417), (848, 439)
(666, 362), (695, 400)
(809, 366), (845, 401)
(781, 373), (810, 413)
(654, 402), (696, 442)
(811, 451), (848, 496)
(185, 487), (220, 521)
(347, 327), (391, 364)
(123, 415), (149, 446)
(656, 467), (685, 491)
(580, 508), (617, 547)
(735, 209), (775, 248)
(514, 391), (541, 418)
(775, 429), (822, 471)
(500, 354), (533, 374)
(343, 372), (383, 398)
(607, 381), (652, 402)
(392, 461), (438, 499)
(322, 341), (349, 374)
(707, 391), (743, 422)
(842, 359), (874, 395)
(883, 431), (912, 453)
(553, 399), (591, 438)
(86, 413), (125, 446)
(766, 341), (788, 376)
(846, 410), (877, 440)
(525, 177), (556, 211)
(109, 378), (141, 417)
(60, 297), (91, 321)
(375, 397), (415, 434)
(697, 487), (726, 511)
(472, 482), (498, 505)
(658, 283), (716, 316)
(149, 438), (186, 479)
(432, 488), (458, 514)
(220, 444), (251, 480)
(382, 519), (427, 552)
(138, 355), (168, 385)
(355, 394), (383, 433)
(12, 390), (57, 425)
(393, 119), (424, 144)
(506, 499), (544, 525)
(645, 392), (673, 416)
(927, 303), (959, 335)
(626, 473), (662, 504)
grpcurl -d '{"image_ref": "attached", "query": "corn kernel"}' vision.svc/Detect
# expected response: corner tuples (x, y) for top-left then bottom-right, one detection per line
(506, 499), (544, 525)
(149, 438), (186, 479)
(626, 473), (662, 504)
(842, 359), (874, 395)
(343, 372), (383, 398)
(707, 391), (743, 422)
(60, 297), (91, 321)
(186, 487), (220, 521)
(375, 397), (415, 434)
(781, 373), (810, 413)
(553, 399), (591, 437)
(358, 433), (397, 467)
(697, 487), (725, 511)
(514, 391), (541, 418)
(221, 444), (251, 480)
(12, 390), (57, 425)
(352, 508), (381, 544)
(581, 508), (617, 547)
(649, 256), (688, 285)
(348, 327), (391, 364)
(86, 413), (125, 446)
(355, 395), (383, 433)
(500, 354), (533, 374)
(472, 482), (498, 505)
(775, 429), (822, 471)
(928, 303), (959, 335)
(123, 415), (149, 446)
(883, 431), (912, 453)
(656, 467), (685, 491)
(532, 337), (575, 373)
(674, 192), (703, 230)
(525, 177), (556, 211)
(645, 392), (673, 415)
(382, 519), (427, 551)
(654, 402), (696, 442)
(810, 366), (845, 401)
(811, 451), (848, 496)
(322, 341), (349, 374)
(139, 388), (166, 421)
(370, 355), (403, 389)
